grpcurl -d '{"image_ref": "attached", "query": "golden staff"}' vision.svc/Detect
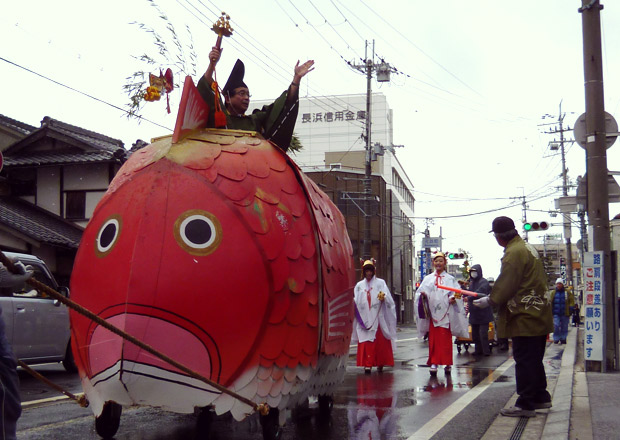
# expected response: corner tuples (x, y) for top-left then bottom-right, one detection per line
(211, 12), (233, 57)
(210, 12), (233, 127)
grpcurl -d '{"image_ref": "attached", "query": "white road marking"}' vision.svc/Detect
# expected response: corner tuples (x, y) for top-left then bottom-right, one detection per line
(407, 357), (515, 440)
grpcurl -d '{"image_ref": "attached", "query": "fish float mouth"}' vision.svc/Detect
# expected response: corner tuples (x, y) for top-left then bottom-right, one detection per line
(85, 306), (222, 386)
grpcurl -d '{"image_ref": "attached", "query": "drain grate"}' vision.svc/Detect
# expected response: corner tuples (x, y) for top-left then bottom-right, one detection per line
(509, 416), (529, 440)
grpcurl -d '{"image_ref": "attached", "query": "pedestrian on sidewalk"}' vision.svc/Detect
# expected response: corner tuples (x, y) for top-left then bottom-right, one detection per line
(466, 264), (494, 356)
(414, 252), (459, 376)
(572, 303), (581, 327)
(352, 259), (397, 374)
(0, 259), (34, 440)
(551, 278), (574, 343)
(473, 216), (553, 418)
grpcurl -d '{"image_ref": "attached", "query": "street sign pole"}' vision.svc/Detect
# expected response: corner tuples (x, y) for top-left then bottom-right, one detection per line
(580, 0), (619, 371)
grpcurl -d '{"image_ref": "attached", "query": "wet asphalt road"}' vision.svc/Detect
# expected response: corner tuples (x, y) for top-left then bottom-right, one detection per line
(16, 328), (550, 439)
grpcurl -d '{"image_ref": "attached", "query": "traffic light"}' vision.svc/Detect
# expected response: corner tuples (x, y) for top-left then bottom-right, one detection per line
(523, 221), (549, 232)
(447, 252), (466, 259)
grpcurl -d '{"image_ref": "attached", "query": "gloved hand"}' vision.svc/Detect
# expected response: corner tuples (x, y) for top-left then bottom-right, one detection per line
(0, 261), (34, 288)
(473, 296), (491, 309)
(13, 261), (31, 275)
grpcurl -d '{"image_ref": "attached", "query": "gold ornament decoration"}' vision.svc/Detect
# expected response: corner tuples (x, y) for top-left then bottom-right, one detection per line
(212, 12), (233, 37)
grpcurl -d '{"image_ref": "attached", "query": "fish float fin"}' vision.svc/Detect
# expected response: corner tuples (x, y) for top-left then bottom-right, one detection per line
(172, 76), (210, 143)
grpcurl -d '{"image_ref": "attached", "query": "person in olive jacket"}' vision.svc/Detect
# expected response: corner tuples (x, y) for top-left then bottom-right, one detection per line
(467, 264), (494, 356)
(474, 216), (553, 418)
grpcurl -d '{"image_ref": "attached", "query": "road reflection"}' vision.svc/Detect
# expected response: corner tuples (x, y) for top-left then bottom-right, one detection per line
(347, 372), (399, 439)
(423, 374), (453, 394)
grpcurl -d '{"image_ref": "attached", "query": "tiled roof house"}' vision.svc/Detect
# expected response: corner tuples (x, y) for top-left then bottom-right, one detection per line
(0, 114), (128, 285)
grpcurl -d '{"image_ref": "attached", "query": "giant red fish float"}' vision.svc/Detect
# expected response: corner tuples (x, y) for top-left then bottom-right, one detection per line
(69, 75), (356, 438)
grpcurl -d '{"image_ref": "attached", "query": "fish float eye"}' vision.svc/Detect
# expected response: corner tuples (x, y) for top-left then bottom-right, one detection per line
(174, 210), (222, 256)
(95, 215), (122, 257)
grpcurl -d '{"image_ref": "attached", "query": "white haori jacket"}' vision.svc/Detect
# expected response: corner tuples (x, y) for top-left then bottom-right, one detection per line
(414, 270), (459, 337)
(351, 276), (397, 349)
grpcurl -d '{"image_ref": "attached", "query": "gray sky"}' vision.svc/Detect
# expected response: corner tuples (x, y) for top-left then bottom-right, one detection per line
(2, 0), (620, 278)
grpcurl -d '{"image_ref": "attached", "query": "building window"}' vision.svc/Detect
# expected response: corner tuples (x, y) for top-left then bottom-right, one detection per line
(9, 169), (36, 197)
(65, 191), (86, 220)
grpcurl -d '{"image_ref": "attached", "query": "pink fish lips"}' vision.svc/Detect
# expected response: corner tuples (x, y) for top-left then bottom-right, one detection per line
(88, 312), (216, 385)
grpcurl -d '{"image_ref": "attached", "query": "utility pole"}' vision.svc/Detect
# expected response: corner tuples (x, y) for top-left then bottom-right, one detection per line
(580, 0), (618, 371)
(363, 41), (373, 260)
(351, 40), (396, 259)
(424, 218), (434, 275)
(518, 191), (529, 242)
(544, 101), (575, 288)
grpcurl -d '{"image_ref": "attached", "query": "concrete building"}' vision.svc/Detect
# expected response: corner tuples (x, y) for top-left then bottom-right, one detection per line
(531, 235), (580, 289)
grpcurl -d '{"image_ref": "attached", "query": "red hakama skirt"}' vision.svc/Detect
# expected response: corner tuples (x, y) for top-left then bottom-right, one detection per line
(357, 325), (395, 368)
(427, 321), (453, 366)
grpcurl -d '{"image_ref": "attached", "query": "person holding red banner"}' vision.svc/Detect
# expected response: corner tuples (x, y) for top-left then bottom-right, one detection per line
(352, 260), (397, 374)
(414, 252), (459, 376)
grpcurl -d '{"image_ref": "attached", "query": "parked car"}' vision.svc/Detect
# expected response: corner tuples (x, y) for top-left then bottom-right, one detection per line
(0, 252), (76, 372)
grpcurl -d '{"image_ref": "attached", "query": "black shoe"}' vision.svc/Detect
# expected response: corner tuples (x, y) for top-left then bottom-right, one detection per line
(500, 406), (536, 418)
(532, 401), (552, 409)
(554, 340), (560, 344)
(561, 340), (567, 344)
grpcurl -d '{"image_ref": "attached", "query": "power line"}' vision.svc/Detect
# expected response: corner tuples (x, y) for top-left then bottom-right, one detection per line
(329, 0), (366, 42)
(358, 0), (483, 99)
(307, 0), (363, 58)
(0, 56), (172, 132)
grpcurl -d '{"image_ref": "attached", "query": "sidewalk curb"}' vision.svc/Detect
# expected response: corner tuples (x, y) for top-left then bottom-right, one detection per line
(541, 328), (577, 439)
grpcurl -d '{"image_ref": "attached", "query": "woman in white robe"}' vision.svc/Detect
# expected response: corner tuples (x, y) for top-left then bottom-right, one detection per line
(352, 260), (397, 373)
(414, 252), (459, 376)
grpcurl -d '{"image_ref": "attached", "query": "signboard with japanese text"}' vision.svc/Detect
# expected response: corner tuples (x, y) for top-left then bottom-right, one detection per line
(583, 251), (604, 361)
(422, 236), (441, 248)
(419, 250), (427, 276)
(301, 109), (366, 124)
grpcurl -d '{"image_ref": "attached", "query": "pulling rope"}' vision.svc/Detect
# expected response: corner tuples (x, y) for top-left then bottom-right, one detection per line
(0, 251), (269, 416)
(17, 360), (89, 407)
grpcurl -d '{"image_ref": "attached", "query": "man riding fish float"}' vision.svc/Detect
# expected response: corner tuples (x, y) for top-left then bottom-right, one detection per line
(197, 45), (314, 152)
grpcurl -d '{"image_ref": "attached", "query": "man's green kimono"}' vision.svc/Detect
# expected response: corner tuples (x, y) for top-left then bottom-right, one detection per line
(197, 77), (299, 152)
